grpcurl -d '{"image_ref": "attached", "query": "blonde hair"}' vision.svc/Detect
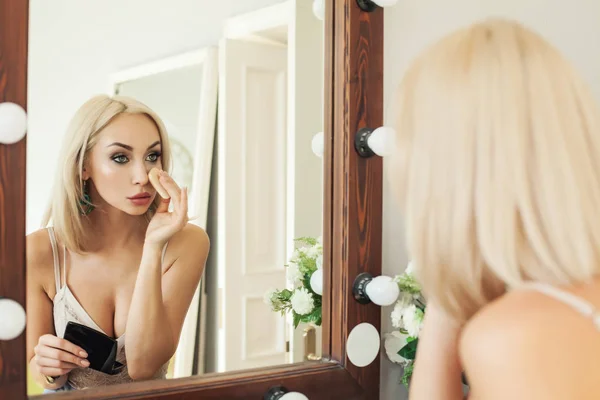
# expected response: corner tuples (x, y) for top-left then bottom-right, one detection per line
(393, 18), (600, 321)
(42, 95), (172, 253)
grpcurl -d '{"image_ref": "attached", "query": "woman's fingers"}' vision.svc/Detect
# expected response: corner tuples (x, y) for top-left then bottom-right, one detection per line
(35, 345), (89, 367)
(39, 334), (88, 358)
(37, 366), (73, 377)
(35, 355), (85, 369)
(159, 172), (181, 205)
(156, 197), (171, 213)
(152, 172), (190, 226)
(177, 187), (189, 224)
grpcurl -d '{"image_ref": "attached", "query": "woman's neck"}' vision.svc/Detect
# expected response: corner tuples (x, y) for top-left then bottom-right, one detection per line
(84, 207), (148, 252)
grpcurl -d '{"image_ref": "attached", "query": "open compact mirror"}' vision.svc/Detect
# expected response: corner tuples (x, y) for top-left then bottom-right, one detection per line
(0, 0), (385, 399)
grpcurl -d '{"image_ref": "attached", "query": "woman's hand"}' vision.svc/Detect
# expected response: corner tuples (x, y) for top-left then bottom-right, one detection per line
(145, 171), (189, 248)
(33, 334), (89, 377)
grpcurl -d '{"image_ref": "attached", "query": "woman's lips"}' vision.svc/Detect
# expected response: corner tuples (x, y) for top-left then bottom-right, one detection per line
(128, 192), (152, 206)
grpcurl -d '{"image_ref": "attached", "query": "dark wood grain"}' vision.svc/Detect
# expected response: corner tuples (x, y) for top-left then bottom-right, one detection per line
(0, 0), (29, 399)
(330, 1), (383, 399)
(36, 362), (364, 400)
(2, 0), (384, 399)
(320, 0), (335, 362)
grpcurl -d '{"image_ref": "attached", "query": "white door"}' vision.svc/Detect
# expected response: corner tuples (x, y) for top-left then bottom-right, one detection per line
(217, 37), (289, 372)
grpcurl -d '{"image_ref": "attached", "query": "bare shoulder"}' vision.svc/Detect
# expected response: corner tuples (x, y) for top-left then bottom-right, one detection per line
(26, 228), (55, 295)
(163, 224), (210, 271)
(172, 223), (210, 252)
(459, 288), (600, 399)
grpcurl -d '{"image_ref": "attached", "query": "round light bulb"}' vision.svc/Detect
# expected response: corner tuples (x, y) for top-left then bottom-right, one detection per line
(367, 126), (395, 157)
(312, 0), (325, 21)
(346, 322), (380, 367)
(373, 0), (399, 6)
(364, 275), (399, 306)
(0, 102), (27, 144)
(310, 269), (323, 295)
(281, 392), (309, 400)
(311, 131), (324, 157)
(0, 298), (26, 341)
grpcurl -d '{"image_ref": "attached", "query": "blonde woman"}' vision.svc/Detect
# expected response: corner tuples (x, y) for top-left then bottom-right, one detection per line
(26, 95), (209, 392)
(392, 19), (600, 399)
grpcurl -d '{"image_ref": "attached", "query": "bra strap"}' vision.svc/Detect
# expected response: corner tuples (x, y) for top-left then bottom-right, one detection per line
(161, 241), (169, 265)
(47, 227), (62, 293)
(521, 282), (600, 330)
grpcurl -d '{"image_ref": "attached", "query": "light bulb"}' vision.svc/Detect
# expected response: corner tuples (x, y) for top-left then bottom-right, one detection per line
(310, 269), (323, 295)
(367, 126), (395, 157)
(0, 102), (27, 144)
(312, 0), (325, 21)
(0, 298), (26, 341)
(281, 393), (309, 400)
(373, 0), (399, 6)
(365, 275), (399, 306)
(311, 131), (324, 157)
(346, 322), (380, 367)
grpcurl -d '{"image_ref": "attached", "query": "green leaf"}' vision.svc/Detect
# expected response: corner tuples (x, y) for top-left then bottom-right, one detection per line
(401, 362), (414, 388)
(398, 338), (418, 360)
(293, 312), (302, 329)
(279, 289), (293, 301)
(395, 273), (422, 295)
(303, 306), (322, 326)
(294, 237), (318, 246)
(297, 255), (317, 276)
(301, 275), (313, 293)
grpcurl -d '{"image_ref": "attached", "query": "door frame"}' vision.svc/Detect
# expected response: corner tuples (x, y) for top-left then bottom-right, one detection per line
(0, 0), (384, 398)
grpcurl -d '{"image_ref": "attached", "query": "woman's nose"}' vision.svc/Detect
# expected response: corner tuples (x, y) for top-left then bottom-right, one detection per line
(132, 162), (150, 186)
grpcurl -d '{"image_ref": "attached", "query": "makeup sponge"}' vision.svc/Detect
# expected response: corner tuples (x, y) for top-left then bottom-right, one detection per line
(148, 168), (170, 199)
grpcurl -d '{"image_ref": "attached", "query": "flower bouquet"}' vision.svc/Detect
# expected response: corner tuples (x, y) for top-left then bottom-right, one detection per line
(383, 262), (426, 388)
(264, 237), (323, 328)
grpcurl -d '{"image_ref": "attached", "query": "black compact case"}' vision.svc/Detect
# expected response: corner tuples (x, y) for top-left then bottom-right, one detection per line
(63, 321), (124, 375)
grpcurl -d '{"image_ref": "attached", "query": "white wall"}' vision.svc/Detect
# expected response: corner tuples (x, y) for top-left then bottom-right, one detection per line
(27, 0), (285, 233)
(117, 65), (204, 191)
(380, 1), (600, 399)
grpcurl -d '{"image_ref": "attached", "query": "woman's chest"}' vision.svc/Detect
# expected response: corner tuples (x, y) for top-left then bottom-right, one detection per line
(61, 255), (141, 339)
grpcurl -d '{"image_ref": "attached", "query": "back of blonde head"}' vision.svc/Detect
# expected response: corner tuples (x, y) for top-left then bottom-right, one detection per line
(42, 95), (172, 254)
(393, 18), (600, 321)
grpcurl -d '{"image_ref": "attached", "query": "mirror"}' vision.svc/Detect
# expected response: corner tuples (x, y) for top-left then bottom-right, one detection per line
(25, 0), (324, 396)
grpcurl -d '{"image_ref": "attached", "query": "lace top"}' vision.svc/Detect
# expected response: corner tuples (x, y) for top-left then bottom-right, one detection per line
(47, 227), (169, 389)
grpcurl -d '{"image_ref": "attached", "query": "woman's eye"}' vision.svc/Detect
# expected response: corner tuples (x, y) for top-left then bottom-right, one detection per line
(146, 152), (161, 163)
(112, 155), (129, 164)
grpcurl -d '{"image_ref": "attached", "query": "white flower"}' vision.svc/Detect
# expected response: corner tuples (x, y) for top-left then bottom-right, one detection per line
(263, 288), (277, 310)
(306, 244), (321, 259)
(398, 292), (413, 308)
(390, 294), (412, 328)
(384, 331), (411, 365)
(391, 302), (404, 328)
(290, 288), (315, 315)
(315, 254), (323, 269)
(402, 304), (424, 338)
(287, 262), (303, 285)
(292, 249), (303, 260)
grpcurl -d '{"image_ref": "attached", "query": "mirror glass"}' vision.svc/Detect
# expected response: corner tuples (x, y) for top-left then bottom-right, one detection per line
(25, 0), (325, 396)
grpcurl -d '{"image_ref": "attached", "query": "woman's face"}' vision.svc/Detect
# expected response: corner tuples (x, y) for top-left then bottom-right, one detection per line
(84, 113), (163, 216)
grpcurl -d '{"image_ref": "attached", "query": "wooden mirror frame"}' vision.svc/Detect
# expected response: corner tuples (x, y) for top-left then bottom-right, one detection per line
(0, 0), (384, 398)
